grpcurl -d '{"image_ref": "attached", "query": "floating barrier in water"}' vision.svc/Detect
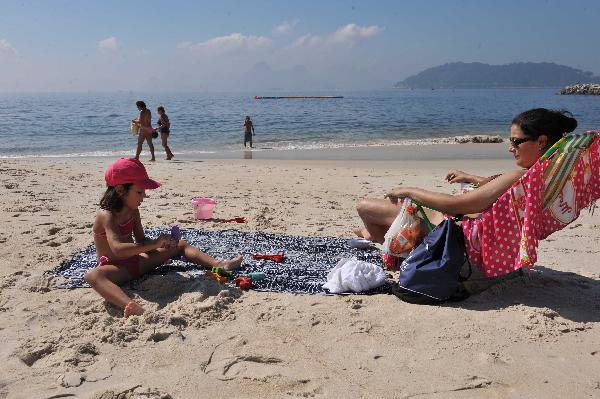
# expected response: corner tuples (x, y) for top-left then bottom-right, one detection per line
(253, 95), (343, 99)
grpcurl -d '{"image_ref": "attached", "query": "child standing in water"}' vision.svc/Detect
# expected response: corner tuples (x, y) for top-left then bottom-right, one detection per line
(157, 106), (174, 160)
(85, 158), (243, 317)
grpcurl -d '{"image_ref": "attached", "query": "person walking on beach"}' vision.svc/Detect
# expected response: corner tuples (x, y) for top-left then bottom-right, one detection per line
(85, 158), (243, 317)
(132, 101), (156, 162)
(243, 116), (255, 148)
(157, 106), (174, 160)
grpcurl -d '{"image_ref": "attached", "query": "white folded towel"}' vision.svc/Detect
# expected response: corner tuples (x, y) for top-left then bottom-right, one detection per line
(322, 258), (387, 294)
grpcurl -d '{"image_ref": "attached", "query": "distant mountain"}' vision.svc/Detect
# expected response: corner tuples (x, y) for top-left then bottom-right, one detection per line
(395, 62), (600, 89)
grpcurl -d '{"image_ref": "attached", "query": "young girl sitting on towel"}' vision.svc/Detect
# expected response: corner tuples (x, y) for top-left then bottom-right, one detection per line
(85, 158), (243, 318)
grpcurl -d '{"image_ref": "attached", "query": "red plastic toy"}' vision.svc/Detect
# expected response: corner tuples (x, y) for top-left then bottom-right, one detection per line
(220, 217), (247, 223)
(252, 251), (285, 263)
(235, 276), (252, 290)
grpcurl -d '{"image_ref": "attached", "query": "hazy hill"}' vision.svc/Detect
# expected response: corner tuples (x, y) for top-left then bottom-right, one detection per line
(395, 62), (600, 89)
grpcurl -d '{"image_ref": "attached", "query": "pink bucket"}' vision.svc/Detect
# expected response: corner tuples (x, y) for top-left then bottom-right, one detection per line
(192, 197), (216, 219)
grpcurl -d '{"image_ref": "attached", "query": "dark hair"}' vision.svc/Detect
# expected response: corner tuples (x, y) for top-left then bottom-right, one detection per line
(512, 108), (577, 148)
(157, 106), (165, 112)
(136, 100), (146, 109)
(99, 183), (133, 212)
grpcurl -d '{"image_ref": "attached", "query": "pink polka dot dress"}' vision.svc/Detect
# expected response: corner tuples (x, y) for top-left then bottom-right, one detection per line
(461, 133), (600, 278)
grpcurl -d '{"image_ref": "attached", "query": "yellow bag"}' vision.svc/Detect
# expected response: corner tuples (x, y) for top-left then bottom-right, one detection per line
(130, 121), (139, 136)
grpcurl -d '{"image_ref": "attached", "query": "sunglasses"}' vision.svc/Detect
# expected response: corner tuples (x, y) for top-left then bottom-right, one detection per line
(509, 136), (535, 149)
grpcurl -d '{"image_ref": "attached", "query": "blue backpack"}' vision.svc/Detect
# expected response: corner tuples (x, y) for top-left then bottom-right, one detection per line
(396, 218), (472, 304)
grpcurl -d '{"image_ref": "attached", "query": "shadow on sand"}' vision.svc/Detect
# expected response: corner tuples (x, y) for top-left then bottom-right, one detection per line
(455, 265), (600, 323)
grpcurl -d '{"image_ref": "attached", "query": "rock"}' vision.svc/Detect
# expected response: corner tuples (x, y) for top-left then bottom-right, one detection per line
(558, 83), (600, 95)
(453, 135), (504, 144)
(59, 372), (85, 387)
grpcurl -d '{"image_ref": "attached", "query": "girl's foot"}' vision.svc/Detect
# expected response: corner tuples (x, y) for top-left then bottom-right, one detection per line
(124, 301), (144, 318)
(219, 256), (244, 271)
(149, 158), (156, 162)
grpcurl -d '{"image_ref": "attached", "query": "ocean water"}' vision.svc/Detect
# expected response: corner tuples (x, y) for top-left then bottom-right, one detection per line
(0, 89), (599, 158)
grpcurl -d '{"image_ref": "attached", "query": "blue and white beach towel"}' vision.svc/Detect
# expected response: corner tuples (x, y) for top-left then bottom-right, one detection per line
(52, 228), (392, 295)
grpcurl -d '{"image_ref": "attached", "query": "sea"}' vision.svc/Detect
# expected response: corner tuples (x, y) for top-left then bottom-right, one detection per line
(1, 88), (599, 159)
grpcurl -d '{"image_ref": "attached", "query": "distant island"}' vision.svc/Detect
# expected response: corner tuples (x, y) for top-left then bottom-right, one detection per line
(395, 62), (600, 89)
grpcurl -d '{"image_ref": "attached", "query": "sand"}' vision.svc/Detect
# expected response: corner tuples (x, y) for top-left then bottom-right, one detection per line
(0, 147), (599, 398)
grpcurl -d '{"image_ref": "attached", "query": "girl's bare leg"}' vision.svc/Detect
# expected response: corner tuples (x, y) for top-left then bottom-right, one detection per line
(138, 241), (243, 274)
(84, 264), (141, 316)
(178, 241), (243, 270)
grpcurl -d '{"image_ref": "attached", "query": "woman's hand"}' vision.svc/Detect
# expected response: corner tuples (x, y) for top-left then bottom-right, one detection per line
(384, 187), (413, 204)
(445, 169), (472, 184)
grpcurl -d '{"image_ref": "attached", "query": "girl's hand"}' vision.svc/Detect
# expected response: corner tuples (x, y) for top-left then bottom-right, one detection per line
(155, 234), (176, 249)
(445, 169), (471, 184)
(384, 187), (411, 204)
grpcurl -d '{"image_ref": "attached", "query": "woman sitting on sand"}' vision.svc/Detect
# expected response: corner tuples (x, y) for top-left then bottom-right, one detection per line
(354, 108), (578, 273)
(85, 158), (242, 318)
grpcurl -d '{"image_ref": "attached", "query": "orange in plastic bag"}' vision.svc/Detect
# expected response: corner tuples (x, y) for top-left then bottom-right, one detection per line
(383, 199), (426, 258)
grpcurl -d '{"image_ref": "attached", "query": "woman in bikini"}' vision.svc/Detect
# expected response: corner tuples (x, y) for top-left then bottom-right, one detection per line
(133, 100), (156, 162)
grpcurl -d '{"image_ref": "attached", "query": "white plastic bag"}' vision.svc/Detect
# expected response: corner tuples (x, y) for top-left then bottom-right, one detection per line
(383, 198), (425, 258)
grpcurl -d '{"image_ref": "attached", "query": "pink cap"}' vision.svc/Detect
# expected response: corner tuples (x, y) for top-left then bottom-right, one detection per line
(104, 158), (161, 189)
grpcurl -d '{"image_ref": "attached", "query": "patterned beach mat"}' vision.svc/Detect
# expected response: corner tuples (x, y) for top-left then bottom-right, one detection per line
(51, 228), (393, 295)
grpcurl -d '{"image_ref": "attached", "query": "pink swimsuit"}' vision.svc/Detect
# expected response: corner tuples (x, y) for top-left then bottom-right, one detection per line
(94, 218), (142, 278)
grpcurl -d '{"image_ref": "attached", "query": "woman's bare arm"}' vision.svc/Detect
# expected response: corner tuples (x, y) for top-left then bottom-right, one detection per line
(387, 169), (526, 215)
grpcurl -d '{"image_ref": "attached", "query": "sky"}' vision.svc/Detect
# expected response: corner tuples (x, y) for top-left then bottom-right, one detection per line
(1, 0), (599, 92)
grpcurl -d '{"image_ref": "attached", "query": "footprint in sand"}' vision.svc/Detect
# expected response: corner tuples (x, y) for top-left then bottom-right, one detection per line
(203, 351), (285, 381)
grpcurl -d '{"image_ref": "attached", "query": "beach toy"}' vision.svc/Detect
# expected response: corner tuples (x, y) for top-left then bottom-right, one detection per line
(170, 225), (180, 241)
(192, 197), (216, 220)
(252, 251), (285, 263)
(241, 272), (266, 281)
(130, 121), (139, 136)
(220, 217), (247, 223)
(206, 272), (228, 284)
(211, 267), (233, 278)
(235, 276), (252, 290)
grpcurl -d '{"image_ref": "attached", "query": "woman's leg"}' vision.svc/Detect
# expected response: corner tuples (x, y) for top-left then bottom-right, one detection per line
(355, 198), (445, 243)
(355, 198), (402, 243)
(145, 133), (156, 161)
(135, 132), (145, 160)
(161, 133), (173, 160)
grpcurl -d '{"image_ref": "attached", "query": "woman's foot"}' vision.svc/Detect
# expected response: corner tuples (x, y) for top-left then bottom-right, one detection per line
(219, 256), (244, 271)
(149, 158), (156, 162)
(352, 227), (372, 241)
(124, 301), (144, 318)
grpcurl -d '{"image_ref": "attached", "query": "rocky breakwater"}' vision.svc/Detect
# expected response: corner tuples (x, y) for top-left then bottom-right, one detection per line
(558, 83), (600, 95)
